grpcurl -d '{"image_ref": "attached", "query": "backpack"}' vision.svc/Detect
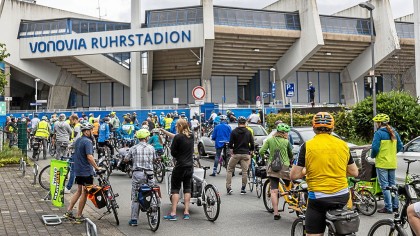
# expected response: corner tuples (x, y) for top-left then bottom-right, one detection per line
(270, 149), (283, 172)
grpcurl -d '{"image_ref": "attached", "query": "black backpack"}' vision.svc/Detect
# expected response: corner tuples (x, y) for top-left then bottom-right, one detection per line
(270, 149), (283, 172)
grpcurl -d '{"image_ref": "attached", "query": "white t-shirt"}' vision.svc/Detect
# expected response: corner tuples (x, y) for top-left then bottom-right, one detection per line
(210, 113), (217, 120)
(248, 113), (260, 123)
(190, 119), (199, 129)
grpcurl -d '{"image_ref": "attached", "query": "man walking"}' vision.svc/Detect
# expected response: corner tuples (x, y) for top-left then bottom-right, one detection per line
(226, 116), (254, 194)
(63, 123), (100, 223)
(307, 82), (316, 107)
(54, 114), (72, 160)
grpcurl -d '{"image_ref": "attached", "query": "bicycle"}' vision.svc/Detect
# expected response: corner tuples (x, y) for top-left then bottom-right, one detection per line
(217, 142), (230, 174)
(247, 144), (265, 194)
(88, 169), (120, 225)
(97, 146), (113, 179)
(38, 144), (72, 190)
(136, 170), (161, 231)
(367, 158), (420, 236)
(348, 178), (377, 216)
(31, 137), (43, 161)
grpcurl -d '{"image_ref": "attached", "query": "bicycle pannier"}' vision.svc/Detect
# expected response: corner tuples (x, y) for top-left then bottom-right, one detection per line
(138, 185), (153, 211)
(87, 185), (107, 209)
(326, 209), (360, 235)
(255, 166), (267, 179)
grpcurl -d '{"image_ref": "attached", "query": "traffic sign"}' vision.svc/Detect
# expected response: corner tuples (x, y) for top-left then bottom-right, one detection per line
(4, 97), (12, 101)
(30, 102), (42, 106)
(192, 86), (206, 100)
(286, 83), (295, 97)
(0, 102), (5, 116)
(36, 99), (48, 103)
(256, 96), (261, 101)
(263, 93), (269, 98)
(195, 100), (204, 105)
(173, 98), (179, 104)
(271, 83), (276, 98)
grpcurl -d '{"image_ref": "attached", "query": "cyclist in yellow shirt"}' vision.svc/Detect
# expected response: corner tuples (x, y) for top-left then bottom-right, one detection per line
(164, 114), (173, 131)
(34, 116), (51, 159)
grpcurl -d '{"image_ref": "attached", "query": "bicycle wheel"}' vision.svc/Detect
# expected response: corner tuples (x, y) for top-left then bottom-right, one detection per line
(39, 165), (51, 190)
(147, 192), (160, 232)
(203, 184), (220, 222)
(291, 218), (306, 236)
(105, 187), (119, 225)
(256, 177), (263, 198)
(154, 162), (165, 184)
(368, 219), (407, 236)
(263, 179), (274, 213)
(247, 164), (255, 192)
(356, 189), (377, 216)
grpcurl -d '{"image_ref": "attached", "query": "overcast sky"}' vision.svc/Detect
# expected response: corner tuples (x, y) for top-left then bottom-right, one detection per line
(36, 0), (414, 22)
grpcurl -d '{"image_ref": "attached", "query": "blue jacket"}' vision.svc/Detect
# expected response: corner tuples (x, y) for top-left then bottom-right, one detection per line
(211, 122), (232, 149)
(371, 127), (403, 159)
(98, 123), (110, 143)
(159, 115), (165, 127)
(170, 117), (179, 134)
(213, 116), (221, 125)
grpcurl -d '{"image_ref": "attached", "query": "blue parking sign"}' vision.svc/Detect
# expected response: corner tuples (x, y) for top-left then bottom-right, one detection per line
(286, 83), (295, 97)
(271, 83), (276, 99)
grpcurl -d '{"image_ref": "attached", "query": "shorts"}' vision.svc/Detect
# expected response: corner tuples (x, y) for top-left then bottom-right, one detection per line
(305, 193), (349, 234)
(269, 176), (290, 190)
(75, 176), (94, 185)
(170, 166), (193, 194)
(413, 202), (420, 218)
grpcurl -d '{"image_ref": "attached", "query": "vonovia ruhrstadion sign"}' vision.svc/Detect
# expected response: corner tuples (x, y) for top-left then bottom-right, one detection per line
(19, 24), (204, 59)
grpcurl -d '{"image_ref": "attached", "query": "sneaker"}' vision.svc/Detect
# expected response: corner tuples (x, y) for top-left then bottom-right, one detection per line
(74, 216), (85, 224)
(377, 208), (392, 214)
(227, 188), (233, 195)
(64, 188), (71, 194)
(183, 214), (190, 220)
(241, 186), (246, 195)
(128, 219), (138, 226)
(163, 214), (177, 221)
(209, 173), (216, 177)
(63, 211), (74, 219)
(274, 214), (281, 220)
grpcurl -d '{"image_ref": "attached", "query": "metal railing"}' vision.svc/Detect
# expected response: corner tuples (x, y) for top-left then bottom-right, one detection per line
(320, 15), (373, 35)
(395, 21), (414, 39)
(145, 6), (203, 27)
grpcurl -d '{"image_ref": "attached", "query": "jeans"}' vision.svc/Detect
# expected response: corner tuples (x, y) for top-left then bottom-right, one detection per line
(376, 168), (399, 211)
(213, 148), (223, 173)
(66, 158), (75, 190)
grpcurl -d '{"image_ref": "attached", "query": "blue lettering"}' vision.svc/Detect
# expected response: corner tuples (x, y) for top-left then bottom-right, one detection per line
(170, 31), (180, 43)
(119, 35), (127, 47)
(99, 37), (108, 48)
(92, 38), (98, 49)
(165, 32), (168, 44)
(144, 33), (153, 45)
(128, 35), (135, 46)
(182, 30), (191, 42)
(78, 39), (87, 50)
(56, 40), (65, 51)
(38, 41), (47, 53)
(65, 39), (74, 50)
(154, 33), (163, 45)
(109, 36), (118, 47)
(47, 41), (55, 52)
(29, 42), (37, 53)
(135, 34), (143, 45)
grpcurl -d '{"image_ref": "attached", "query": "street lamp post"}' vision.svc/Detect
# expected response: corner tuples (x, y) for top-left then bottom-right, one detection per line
(359, 1), (376, 130)
(35, 78), (40, 113)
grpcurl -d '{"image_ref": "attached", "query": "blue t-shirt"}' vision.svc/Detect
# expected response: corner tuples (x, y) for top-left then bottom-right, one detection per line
(148, 134), (163, 151)
(72, 136), (94, 176)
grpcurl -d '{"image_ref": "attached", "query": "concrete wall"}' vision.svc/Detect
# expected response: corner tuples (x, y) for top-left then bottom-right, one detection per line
(75, 82), (130, 108)
(152, 79), (201, 105)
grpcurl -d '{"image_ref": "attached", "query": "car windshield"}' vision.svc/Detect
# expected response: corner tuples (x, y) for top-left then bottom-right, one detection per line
(249, 126), (267, 136)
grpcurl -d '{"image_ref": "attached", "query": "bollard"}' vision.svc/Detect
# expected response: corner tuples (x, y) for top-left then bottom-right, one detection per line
(21, 160), (26, 177)
(32, 163), (39, 185)
(85, 218), (98, 236)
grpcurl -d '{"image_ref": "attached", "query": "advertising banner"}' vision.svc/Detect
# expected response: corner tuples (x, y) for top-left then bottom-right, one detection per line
(49, 160), (69, 207)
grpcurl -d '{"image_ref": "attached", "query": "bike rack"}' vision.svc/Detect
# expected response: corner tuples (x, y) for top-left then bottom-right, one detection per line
(32, 163), (39, 185)
(41, 215), (62, 225)
(85, 218), (98, 236)
(18, 156), (26, 177)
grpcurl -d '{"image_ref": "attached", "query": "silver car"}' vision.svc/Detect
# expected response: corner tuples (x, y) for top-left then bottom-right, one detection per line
(197, 123), (268, 156)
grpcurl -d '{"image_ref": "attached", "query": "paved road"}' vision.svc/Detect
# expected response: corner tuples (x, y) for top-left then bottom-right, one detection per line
(34, 154), (413, 236)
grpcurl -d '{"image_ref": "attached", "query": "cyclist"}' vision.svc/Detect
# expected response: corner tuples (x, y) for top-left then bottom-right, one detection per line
(125, 129), (157, 226)
(210, 115), (232, 177)
(169, 114), (179, 134)
(164, 114), (173, 132)
(408, 202), (420, 235)
(110, 112), (120, 137)
(31, 114), (40, 131)
(119, 117), (138, 146)
(371, 113), (403, 214)
(247, 109), (260, 124)
(88, 113), (94, 124)
(33, 116), (51, 160)
(290, 112), (359, 236)
(226, 116), (254, 194)
(53, 114), (72, 160)
(132, 112), (139, 126)
(92, 118), (100, 143)
(148, 128), (163, 155)
(159, 112), (166, 127)
(8, 117), (18, 148)
(98, 117), (114, 157)
(213, 112), (222, 126)
(63, 123), (101, 223)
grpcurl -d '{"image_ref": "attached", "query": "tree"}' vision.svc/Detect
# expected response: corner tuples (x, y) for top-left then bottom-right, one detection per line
(0, 43), (10, 96)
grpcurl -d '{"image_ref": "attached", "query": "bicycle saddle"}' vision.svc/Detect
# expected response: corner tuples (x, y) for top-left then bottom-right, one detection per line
(202, 166), (211, 171)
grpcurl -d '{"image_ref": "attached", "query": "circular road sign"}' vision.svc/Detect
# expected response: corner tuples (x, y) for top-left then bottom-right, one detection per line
(192, 86), (206, 100)
(256, 96), (261, 101)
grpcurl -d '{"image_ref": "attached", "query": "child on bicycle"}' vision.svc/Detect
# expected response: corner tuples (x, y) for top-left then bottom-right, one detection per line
(148, 128), (163, 156)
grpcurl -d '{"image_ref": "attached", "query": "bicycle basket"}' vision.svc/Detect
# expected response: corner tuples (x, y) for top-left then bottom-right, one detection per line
(255, 166), (267, 179)
(138, 185), (153, 211)
(326, 209), (360, 235)
(86, 185), (107, 209)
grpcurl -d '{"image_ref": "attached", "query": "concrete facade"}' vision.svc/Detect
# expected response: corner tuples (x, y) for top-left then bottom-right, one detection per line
(415, 1), (420, 98)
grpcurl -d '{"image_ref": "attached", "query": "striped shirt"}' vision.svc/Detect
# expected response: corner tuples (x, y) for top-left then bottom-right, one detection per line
(125, 141), (156, 171)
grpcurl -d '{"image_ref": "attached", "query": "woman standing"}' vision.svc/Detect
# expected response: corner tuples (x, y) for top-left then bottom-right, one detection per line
(371, 113), (403, 214)
(259, 123), (293, 220)
(160, 119), (194, 220)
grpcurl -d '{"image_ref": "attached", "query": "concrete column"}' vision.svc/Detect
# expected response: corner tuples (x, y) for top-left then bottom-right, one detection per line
(415, 0), (420, 98)
(341, 69), (358, 105)
(130, 0), (142, 108)
(402, 65), (416, 97)
(201, 0), (215, 102)
(48, 86), (71, 110)
(4, 64), (10, 112)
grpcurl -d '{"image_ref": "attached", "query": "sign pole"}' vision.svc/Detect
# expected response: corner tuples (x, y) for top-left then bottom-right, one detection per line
(290, 98), (293, 127)
(261, 93), (265, 128)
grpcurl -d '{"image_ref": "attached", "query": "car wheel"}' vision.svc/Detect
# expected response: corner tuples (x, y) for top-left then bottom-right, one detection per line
(198, 143), (206, 157)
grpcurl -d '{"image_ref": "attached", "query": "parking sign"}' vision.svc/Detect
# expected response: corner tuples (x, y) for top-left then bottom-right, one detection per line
(286, 83), (295, 97)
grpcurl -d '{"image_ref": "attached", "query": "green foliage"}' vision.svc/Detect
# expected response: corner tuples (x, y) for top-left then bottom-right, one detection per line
(0, 146), (25, 167)
(0, 43), (10, 96)
(266, 112), (313, 132)
(352, 91), (420, 143)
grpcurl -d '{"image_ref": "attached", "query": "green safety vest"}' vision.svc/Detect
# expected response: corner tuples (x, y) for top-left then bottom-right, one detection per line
(35, 121), (49, 138)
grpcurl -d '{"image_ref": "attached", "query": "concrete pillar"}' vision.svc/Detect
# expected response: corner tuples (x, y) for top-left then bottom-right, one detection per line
(402, 65), (416, 97)
(341, 69), (358, 105)
(130, 0), (142, 108)
(48, 86), (71, 110)
(415, 0), (420, 99)
(4, 64), (10, 112)
(201, 0), (215, 102)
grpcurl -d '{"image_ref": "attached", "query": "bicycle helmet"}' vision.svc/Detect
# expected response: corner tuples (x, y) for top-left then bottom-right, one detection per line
(103, 117), (110, 122)
(372, 113), (390, 123)
(312, 112), (334, 129)
(151, 128), (160, 133)
(220, 115), (228, 120)
(80, 123), (94, 131)
(59, 113), (66, 121)
(42, 116), (48, 121)
(135, 129), (150, 139)
(141, 125), (149, 130)
(276, 123), (290, 133)
(238, 116), (246, 123)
